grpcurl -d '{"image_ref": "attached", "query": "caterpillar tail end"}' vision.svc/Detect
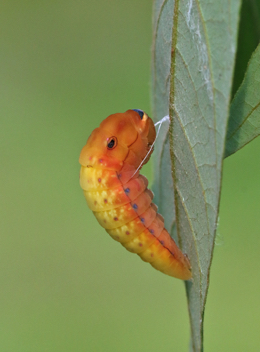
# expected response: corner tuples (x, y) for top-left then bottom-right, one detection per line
(162, 255), (192, 280)
(123, 240), (192, 280)
(138, 239), (192, 280)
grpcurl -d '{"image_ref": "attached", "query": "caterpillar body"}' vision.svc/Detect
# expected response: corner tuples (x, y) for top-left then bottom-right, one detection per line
(79, 109), (191, 280)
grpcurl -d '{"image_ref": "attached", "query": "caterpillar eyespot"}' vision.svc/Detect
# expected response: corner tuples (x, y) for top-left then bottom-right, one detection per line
(79, 109), (192, 280)
(107, 136), (117, 150)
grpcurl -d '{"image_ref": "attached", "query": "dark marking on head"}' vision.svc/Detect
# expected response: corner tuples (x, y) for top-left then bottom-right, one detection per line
(104, 199), (107, 203)
(126, 231), (130, 235)
(98, 178), (101, 183)
(139, 243), (143, 247)
(114, 217), (118, 221)
(132, 109), (144, 119)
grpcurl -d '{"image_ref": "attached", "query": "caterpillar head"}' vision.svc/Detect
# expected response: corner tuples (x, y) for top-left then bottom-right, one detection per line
(79, 109), (156, 172)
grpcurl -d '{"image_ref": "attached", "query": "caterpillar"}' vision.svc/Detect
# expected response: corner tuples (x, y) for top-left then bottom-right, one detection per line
(79, 109), (191, 280)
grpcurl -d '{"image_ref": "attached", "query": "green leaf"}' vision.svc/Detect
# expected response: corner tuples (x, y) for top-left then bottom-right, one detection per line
(232, 0), (260, 96)
(152, 0), (241, 351)
(225, 44), (260, 158)
(152, 0), (176, 233)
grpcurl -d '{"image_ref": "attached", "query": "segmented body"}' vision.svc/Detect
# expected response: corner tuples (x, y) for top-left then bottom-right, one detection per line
(79, 109), (191, 280)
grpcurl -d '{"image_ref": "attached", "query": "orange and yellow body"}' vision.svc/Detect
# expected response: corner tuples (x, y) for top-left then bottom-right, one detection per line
(79, 109), (191, 280)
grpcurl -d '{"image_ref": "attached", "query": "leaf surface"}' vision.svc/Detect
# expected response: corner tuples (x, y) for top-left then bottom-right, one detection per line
(225, 44), (260, 157)
(232, 0), (260, 96)
(152, 0), (241, 350)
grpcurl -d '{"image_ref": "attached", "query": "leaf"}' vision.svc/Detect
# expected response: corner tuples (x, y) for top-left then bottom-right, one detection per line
(152, 0), (176, 234)
(152, 0), (241, 351)
(225, 44), (260, 158)
(232, 0), (260, 96)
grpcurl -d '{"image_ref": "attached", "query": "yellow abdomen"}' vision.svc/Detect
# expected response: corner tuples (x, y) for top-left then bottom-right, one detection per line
(80, 165), (191, 280)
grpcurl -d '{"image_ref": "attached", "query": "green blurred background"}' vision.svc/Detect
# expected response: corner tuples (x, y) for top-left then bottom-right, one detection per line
(1, 1), (260, 351)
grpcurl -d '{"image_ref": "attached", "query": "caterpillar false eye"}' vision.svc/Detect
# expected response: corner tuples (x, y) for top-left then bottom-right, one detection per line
(79, 109), (191, 280)
(107, 136), (117, 150)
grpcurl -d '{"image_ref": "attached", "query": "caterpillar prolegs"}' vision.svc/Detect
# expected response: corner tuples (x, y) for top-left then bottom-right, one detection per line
(79, 109), (191, 280)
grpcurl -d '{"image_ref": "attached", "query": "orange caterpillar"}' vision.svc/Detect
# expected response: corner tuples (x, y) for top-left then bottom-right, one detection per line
(79, 109), (191, 280)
